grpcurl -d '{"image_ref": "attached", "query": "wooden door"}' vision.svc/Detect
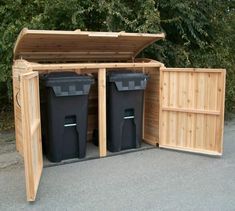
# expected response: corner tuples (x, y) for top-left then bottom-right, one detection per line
(159, 68), (226, 156)
(20, 71), (43, 201)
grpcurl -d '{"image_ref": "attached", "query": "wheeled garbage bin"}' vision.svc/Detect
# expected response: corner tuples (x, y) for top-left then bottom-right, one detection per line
(107, 71), (149, 152)
(40, 72), (94, 162)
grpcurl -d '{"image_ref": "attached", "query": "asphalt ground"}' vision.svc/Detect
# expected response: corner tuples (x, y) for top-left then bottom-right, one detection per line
(0, 119), (235, 210)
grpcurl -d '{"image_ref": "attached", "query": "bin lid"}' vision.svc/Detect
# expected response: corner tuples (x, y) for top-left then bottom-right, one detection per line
(107, 71), (148, 82)
(13, 28), (164, 62)
(42, 72), (94, 83)
(42, 72), (94, 96)
(107, 71), (149, 91)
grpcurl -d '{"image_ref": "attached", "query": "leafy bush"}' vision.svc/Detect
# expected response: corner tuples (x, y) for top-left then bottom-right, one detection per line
(0, 0), (234, 116)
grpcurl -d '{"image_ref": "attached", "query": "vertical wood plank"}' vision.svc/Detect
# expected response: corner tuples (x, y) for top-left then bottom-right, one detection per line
(12, 62), (29, 156)
(13, 75), (23, 155)
(203, 73), (209, 150)
(98, 68), (107, 157)
(177, 72), (186, 146)
(195, 73), (205, 148)
(159, 68), (166, 143)
(186, 72), (194, 148)
(182, 73), (189, 147)
(169, 72), (177, 145)
(165, 72), (170, 145)
(207, 73), (218, 150)
(217, 71), (226, 153)
(168, 72), (173, 145)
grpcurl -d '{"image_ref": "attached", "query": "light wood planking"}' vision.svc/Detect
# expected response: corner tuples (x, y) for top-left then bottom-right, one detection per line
(30, 62), (163, 71)
(143, 67), (160, 145)
(160, 145), (222, 156)
(12, 60), (32, 155)
(98, 68), (107, 157)
(162, 107), (220, 115)
(20, 71), (43, 201)
(159, 68), (226, 155)
(217, 71), (226, 153)
(14, 28), (164, 62)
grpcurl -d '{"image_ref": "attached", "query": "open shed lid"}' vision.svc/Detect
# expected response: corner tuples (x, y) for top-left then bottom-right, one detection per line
(14, 28), (164, 62)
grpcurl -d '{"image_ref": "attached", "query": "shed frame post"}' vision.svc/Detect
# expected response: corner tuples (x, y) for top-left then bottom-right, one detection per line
(98, 68), (107, 157)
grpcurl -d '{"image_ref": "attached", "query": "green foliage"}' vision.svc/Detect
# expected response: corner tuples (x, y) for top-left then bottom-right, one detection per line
(149, 0), (235, 113)
(0, 0), (234, 115)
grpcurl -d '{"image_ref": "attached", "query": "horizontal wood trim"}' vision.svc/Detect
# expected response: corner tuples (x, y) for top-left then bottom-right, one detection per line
(17, 29), (165, 37)
(162, 106), (220, 115)
(20, 51), (134, 55)
(159, 144), (222, 156)
(30, 62), (163, 71)
(162, 68), (225, 73)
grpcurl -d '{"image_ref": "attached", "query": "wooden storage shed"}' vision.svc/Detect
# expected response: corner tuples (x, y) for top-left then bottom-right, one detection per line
(12, 28), (226, 201)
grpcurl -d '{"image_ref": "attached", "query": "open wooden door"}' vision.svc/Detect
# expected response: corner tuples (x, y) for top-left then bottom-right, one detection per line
(159, 68), (226, 156)
(20, 71), (43, 201)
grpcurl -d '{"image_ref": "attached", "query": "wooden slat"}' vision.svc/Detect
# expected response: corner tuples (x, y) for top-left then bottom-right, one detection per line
(217, 71), (226, 153)
(159, 144), (222, 156)
(12, 60), (31, 156)
(162, 68), (225, 73)
(162, 107), (220, 115)
(98, 68), (107, 157)
(30, 62), (163, 71)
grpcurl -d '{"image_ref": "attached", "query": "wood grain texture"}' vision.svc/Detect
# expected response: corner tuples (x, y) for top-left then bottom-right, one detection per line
(12, 60), (32, 155)
(143, 67), (160, 145)
(20, 71), (43, 201)
(159, 68), (226, 155)
(98, 68), (107, 157)
(29, 61), (164, 71)
(14, 28), (164, 62)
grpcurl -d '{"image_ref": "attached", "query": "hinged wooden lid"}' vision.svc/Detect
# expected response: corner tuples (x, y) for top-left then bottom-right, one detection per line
(14, 28), (164, 62)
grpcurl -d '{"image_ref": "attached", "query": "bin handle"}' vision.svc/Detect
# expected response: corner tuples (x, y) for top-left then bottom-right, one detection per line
(64, 123), (77, 127)
(124, 116), (134, 119)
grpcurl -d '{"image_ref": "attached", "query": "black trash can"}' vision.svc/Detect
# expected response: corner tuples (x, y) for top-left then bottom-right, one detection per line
(107, 71), (149, 152)
(40, 72), (94, 162)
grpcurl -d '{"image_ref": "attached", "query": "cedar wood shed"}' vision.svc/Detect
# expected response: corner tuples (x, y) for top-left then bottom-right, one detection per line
(12, 28), (226, 201)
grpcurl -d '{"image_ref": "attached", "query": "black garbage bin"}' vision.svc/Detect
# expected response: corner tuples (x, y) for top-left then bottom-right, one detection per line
(107, 71), (149, 152)
(40, 72), (94, 162)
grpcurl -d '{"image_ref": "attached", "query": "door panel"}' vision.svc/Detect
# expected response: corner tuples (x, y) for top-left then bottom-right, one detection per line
(20, 71), (43, 201)
(159, 68), (226, 155)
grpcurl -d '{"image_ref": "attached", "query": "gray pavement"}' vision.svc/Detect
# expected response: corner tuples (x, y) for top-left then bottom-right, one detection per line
(0, 119), (235, 210)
